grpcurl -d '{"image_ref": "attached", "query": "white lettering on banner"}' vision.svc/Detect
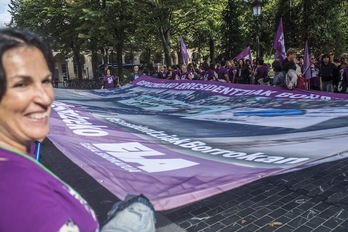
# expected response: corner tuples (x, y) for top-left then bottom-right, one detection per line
(81, 143), (141, 172)
(235, 152), (267, 160)
(93, 142), (199, 173)
(253, 156), (285, 163)
(222, 151), (247, 158)
(105, 117), (311, 166)
(275, 92), (331, 100)
(134, 80), (334, 100)
(136, 80), (179, 89)
(179, 141), (206, 148)
(52, 102), (109, 136)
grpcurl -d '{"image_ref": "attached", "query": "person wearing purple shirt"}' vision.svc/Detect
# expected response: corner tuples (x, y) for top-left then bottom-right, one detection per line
(129, 65), (142, 82)
(217, 60), (229, 82)
(253, 59), (269, 85)
(180, 64), (192, 80)
(0, 28), (155, 232)
(168, 65), (180, 80)
(202, 63), (217, 81)
(1, 147), (99, 231)
(102, 69), (117, 89)
(226, 60), (237, 83)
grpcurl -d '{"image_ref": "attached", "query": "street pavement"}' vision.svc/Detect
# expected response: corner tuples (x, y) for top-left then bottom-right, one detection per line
(41, 139), (348, 231)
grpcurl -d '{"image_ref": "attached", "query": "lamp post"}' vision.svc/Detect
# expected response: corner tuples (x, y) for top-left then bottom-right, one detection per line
(252, 0), (262, 60)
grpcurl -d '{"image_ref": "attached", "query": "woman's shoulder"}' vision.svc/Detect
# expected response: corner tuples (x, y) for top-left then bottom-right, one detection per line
(0, 147), (43, 181)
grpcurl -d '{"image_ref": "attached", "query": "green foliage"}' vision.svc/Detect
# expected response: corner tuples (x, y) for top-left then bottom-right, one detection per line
(220, 0), (247, 60)
(275, 0), (348, 57)
(8, 0), (348, 69)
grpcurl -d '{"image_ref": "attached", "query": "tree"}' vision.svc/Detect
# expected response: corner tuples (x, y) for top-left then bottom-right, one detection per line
(9, 0), (88, 79)
(220, 0), (246, 61)
(190, 0), (227, 63)
(135, 0), (220, 67)
(275, 0), (347, 56)
(99, 0), (137, 80)
(8, 0), (348, 75)
(70, 0), (114, 80)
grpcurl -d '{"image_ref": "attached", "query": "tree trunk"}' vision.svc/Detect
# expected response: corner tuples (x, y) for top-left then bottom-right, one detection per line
(302, 0), (309, 42)
(73, 47), (82, 79)
(116, 43), (123, 84)
(159, 27), (172, 67)
(209, 36), (214, 63)
(146, 48), (151, 64)
(91, 48), (99, 80)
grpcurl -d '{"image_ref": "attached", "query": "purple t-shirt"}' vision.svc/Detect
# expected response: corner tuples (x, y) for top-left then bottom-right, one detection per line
(227, 66), (236, 81)
(103, 75), (116, 89)
(0, 147), (99, 232)
(180, 72), (188, 80)
(200, 70), (206, 79)
(310, 65), (320, 88)
(206, 69), (216, 81)
(255, 65), (268, 80)
(217, 67), (228, 81)
(171, 70), (179, 80)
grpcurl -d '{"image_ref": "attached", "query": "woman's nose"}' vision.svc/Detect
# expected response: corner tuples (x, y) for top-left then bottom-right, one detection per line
(33, 84), (53, 105)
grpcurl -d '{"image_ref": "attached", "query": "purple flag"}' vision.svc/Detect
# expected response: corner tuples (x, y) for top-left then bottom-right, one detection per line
(235, 46), (252, 64)
(303, 41), (311, 80)
(273, 18), (286, 62)
(180, 35), (189, 65)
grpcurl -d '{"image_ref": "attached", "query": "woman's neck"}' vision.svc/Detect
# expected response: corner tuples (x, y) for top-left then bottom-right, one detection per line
(0, 136), (29, 154)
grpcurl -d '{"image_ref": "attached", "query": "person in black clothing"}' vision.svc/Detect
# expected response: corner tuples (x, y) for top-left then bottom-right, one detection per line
(156, 65), (166, 79)
(282, 48), (297, 73)
(235, 59), (249, 84)
(319, 54), (336, 92)
(333, 53), (348, 93)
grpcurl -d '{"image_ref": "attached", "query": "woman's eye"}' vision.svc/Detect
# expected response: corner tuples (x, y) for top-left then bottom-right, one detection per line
(43, 79), (52, 84)
(13, 82), (27, 88)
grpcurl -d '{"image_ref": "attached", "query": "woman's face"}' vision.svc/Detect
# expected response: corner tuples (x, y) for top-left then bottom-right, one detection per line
(0, 46), (54, 152)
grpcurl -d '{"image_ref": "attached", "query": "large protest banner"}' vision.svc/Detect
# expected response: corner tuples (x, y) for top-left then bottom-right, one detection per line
(49, 76), (348, 210)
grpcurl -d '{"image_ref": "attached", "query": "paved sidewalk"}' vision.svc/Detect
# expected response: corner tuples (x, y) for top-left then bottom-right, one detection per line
(41, 139), (348, 231)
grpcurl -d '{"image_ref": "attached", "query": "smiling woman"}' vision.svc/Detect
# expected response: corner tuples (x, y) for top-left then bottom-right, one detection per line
(0, 28), (155, 232)
(1, 46), (54, 147)
(0, 29), (55, 153)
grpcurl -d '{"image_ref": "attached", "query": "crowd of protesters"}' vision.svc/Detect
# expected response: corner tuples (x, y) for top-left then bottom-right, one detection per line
(131, 48), (348, 94)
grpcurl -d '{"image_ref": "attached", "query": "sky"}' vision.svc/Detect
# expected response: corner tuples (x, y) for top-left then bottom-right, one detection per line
(0, 0), (11, 27)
